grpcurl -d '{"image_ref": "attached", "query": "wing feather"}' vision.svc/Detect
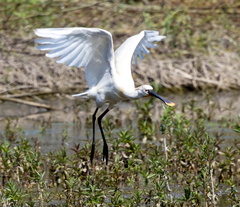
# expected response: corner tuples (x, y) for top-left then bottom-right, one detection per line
(34, 27), (115, 88)
(133, 31), (165, 64)
(46, 39), (80, 58)
(35, 37), (68, 44)
(114, 30), (165, 84)
(56, 41), (84, 64)
(36, 37), (76, 51)
(67, 43), (88, 66)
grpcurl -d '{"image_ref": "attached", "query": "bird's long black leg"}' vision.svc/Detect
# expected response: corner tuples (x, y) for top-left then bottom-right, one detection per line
(97, 108), (110, 164)
(90, 108), (99, 164)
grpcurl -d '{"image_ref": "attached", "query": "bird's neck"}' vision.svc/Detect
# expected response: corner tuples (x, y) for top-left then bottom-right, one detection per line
(122, 88), (144, 100)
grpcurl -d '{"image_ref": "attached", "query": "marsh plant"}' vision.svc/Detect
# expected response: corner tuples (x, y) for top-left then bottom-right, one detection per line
(0, 97), (239, 206)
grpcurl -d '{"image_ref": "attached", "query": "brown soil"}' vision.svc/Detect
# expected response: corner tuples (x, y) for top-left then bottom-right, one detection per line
(0, 1), (240, 96)
(1, 34), (239, 96)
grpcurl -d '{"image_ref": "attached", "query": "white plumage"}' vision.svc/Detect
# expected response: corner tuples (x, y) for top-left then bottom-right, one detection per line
(34, 27), (175, 164)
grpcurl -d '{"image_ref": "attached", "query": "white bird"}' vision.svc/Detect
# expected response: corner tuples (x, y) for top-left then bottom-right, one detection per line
(34, 27), (175, 164)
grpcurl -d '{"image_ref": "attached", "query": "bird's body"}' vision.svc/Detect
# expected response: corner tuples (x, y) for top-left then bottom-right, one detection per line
(34, 27), (175, 164)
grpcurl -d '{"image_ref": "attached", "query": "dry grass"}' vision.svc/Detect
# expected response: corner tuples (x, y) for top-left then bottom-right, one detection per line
(136, 51), (240, 91)
(0, 0), (240, 95)
(1, 37), (240, 95)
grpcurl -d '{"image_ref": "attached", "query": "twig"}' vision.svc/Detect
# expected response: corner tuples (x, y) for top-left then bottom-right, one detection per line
(0, 86), (40, 95)
(174, 69), (220, 85)
(3, 2), (100, 22)
(210, 169), (217, 206)
(0, 96), (59, 110)
(163, 138), (172, 192)
(3, 91), (55, 98)
(163, 137), (168, 161)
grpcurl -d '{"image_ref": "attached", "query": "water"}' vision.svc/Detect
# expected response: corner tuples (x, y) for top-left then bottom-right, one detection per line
(0, 91), (239, 205)
(0, 91), (239, 153)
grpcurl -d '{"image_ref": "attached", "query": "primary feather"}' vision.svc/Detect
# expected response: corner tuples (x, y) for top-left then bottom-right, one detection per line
(114, 30), (165, 88)
(34, 27), (171, 165)
(34, 28), (165, 91)
(34, 27), (114, 88)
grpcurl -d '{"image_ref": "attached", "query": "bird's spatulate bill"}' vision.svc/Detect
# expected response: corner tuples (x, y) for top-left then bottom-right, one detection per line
(148, 90), (175, 107)
(34, 27), (170, 164)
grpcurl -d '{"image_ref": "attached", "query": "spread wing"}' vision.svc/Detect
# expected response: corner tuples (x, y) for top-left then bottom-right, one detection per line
(34, 27), (115, 88)
(114, 30), (165, 82)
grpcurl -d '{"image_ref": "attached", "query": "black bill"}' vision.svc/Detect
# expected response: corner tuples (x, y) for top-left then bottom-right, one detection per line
(148, 90), (175, 107)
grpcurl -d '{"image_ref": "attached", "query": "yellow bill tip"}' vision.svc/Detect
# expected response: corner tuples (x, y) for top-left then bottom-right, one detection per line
(165, 102), (175, 107)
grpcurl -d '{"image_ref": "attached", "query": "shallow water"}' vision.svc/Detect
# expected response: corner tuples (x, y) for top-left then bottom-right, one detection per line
(0, 91), (239, 205)
(0, 91), (239, 153)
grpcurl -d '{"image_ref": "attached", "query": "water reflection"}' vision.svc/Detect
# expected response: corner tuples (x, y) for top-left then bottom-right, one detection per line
(0, 91), (239, 153)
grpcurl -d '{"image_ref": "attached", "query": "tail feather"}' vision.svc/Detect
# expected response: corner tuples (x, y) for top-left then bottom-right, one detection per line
(72, 91), (88, 97)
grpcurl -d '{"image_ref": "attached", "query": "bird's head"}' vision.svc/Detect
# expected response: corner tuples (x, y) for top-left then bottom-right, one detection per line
(137, 85), (154, 96)
(138, 85), (175, 107)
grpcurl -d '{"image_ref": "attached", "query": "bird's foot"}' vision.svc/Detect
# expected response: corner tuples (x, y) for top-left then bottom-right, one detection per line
(103, 143), (108, 165)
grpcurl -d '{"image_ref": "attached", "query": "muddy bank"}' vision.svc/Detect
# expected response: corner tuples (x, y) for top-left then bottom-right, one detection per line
(0, 91), (239, 121)
(0, 34), (240, 96)
(0, 0), (240, 96)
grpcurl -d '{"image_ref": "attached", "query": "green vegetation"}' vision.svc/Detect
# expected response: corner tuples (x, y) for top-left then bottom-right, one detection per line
(0, 0), (239, 206)
(1, 0), (239, 56)
(1, 0), (240, 92)
(0, 98), (239, 206)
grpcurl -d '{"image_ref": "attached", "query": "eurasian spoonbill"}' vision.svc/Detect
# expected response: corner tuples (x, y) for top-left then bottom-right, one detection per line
(34, 27), (175, 164)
